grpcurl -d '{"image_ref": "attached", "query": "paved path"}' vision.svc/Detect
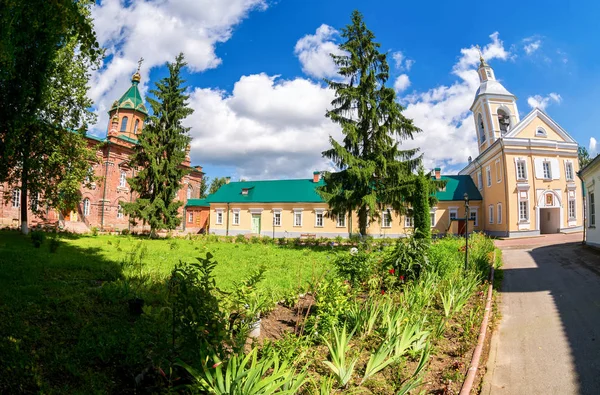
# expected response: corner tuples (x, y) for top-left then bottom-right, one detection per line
(483, 237), (600, 395)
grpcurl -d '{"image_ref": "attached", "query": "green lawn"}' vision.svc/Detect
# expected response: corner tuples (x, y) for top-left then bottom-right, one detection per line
(0, 231), (332, 393)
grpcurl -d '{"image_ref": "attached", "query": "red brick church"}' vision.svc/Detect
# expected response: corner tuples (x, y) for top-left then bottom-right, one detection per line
(0, 70), (204, 232)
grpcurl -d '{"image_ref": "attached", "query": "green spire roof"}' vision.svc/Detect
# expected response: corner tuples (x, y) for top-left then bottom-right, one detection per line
(109, 75), (148, 115)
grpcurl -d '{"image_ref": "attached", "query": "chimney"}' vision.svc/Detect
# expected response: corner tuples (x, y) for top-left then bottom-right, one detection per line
(468, 156), (472, 164)
(225, 176), (231, 184)
(313, 171), (321, 183)
(434, 167), (441, 180)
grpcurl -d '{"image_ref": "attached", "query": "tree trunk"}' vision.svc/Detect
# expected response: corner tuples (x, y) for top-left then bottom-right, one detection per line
(358, 205), (368, 236)
(20, 134), (31, 235)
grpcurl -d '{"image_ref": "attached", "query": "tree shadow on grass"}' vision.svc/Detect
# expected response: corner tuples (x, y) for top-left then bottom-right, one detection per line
(497, 242), (600, 394)
(0, 230), (175, 394)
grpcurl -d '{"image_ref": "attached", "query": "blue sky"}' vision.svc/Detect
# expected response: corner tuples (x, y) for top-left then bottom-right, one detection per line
(91, 0), (598, 181)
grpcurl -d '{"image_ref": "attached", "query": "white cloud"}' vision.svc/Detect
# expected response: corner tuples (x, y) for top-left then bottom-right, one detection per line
(294, 24), (345, 79)
(590, 137), (598, 156)
(392, 51), (414, 71)
(527, 93), (562, 110)
(524, 39), (541, 55)
(399, 32), (512, 172)
(394, 74), (411, 93)
(89, 0), (266, 134)
(186, 73), (341, 180)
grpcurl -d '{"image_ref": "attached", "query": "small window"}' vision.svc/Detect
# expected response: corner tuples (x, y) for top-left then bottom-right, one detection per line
(133, 119), (140, 134)
(565, 162), (574, 181)
(117, 204), (124, 219)
(216, 211), (223, 225)
(496, 160), (502, 183)
(536, 127), (547, 137)
(486, 167), (492, 187)
(430, 212), (435, 227)
(497, 203), (502, 224)
(315, 211), (324, 227)
(337, 213), (346, 227)
(242, 188), (249, 196)
(543, 161), (552, 179)
(519, 201), (529, 222)
(273, 212), (281, 226)
(11, 189), (20, 208)
(187, 185), (193, 200)
(568, 200), (576, 220)
(403, 216), (413, 228)
(488, 205), (494, 224)
(83, 198), (90, 216)
(188, 211), (193, 223)
(469, 209), (478, 226)
(120, 116), (128, 132)
(449, 209), (458, 221)
(477, 172), (483, 190)
(294, 211), (303, 227)
(381, 211), (392, 228)
(233, 211), (240, 225)
(516, 160), (527, 180)
(31, 193), (39, 211)
(119, 171), (127, 188)
(590, 192), (596, 227)
(498, 109), (510, 135)
(85, 166), (94, 184)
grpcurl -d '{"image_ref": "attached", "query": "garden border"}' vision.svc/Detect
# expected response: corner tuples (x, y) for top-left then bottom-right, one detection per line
(459, 251), (496, 395)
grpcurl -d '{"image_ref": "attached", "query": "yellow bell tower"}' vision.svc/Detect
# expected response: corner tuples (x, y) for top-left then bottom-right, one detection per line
(470, 48), (519, 154)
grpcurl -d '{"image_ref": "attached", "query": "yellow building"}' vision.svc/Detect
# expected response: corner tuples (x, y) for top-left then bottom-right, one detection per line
(458, 54), (583, 237)
(200, 171), (483, 238)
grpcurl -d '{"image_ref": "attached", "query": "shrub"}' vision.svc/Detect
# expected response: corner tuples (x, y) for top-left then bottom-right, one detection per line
(121, 228), (130, 236)
(235, 234), (246, 244)
(250, 235), (261, 244)
(49, 235), (60, 253)
(385, 234), (430, 282)
(278, 237), (287, 246)
(90, 226), (99, 236)
(30, 230), (45, 248)
(332, 248), (374, 287)
(307, 274), (351, 336)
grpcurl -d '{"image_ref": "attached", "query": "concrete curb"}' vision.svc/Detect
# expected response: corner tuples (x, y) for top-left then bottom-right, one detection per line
(459, 255), (496, 395)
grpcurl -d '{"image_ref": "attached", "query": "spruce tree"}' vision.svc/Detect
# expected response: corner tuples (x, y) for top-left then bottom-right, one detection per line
(123, 53), (193, 235)
(412, 168), (431, 241)
(319, 10), (421, 235)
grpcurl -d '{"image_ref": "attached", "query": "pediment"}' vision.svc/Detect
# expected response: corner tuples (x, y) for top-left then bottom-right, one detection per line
(504, 107), (576, 143)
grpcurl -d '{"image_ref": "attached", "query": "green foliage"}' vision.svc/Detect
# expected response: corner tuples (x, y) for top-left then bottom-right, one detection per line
(385, 233), (430, 282)
(308, 274), (351, 335)
(322, 325), (358, 387)
(318, 10), (421, 235)
(120, 228), (130, 236)
(361, 338), (396, 384)
(235, 233), (247, 244)
(332, 248), (373, 287)
(180, 347), (307, 394)
(199, 176), (209, 198)
(122, 53), (193, 235)
(209, 177), (229, 195)
(49, 233), (60, 253)
(90, 226), (99, 236)
(411, 168), (431, 241)
(30, 230), (46, 248)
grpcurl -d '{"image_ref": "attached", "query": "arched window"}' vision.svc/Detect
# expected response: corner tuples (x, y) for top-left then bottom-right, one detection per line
(536, 127), (547, 137)
(187, 185), (193, 199)
(120, 116), (128, 132)
(133, 119), (140, 134)
(477, 113), (486, 143)
(498, 109), (510, 135)
(83, 198), (90, 216)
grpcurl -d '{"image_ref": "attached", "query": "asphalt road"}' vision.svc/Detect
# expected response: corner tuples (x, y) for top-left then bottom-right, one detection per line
(483, 241), (600, 395)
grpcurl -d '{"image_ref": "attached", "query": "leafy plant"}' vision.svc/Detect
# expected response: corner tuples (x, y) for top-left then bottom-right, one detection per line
(49, 233), (60, 253)
(385, 234), (430, 282)
(180, 347), (307, 394)
(322, 325), (358, 388)
(90, 226), (99, 236)
(30, 230), (46, 248)
(360, 339), (396, 384)
(307, 274), (351, 335)
(332, 248), (373, 287)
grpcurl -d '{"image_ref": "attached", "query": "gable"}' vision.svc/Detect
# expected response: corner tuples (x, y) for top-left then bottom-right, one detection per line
(505, 108), (576, 143)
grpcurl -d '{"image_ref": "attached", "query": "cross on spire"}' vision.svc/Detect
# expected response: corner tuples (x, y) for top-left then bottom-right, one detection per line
(475, 45), (487, 68)
(137, 57), (144, 72)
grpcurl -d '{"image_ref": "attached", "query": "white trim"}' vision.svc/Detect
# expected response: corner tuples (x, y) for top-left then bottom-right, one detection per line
(497, 203), (502, 224)
(293, 208), (304, 212)
(536, 126), (547, 137)
(314, 211), (324, 227)
(293, 211), (303, 227)
(486, 166), (492, 187)
(216, 211), (223, 225)
(504, 107), (577, 143)
(469, 207), (479, 226)
(249, 208), (263, 214)
(336, 213), (347, 228)
(83, 198), (90, 216)
(272, 208), (282, 212)
(232, 211), (240, 225)
(514, 157), (528, 181)
(403, 215), (413, 228)
(449, 208), (458, 221)
(564, 160), (575, 181)
(273, 211), (281, 227)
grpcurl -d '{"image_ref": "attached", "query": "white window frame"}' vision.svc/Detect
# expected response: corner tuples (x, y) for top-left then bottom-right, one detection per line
(519, 200), (529, 222)
(565, 161), (574, 181)
(590, 192), (596, 227)
(542, 161), (552, 180)
(488, 205), (494, 224)
(293, 209), (303, 227)
(403, 215), (413, 228)
(516, 159), (527, 181)
(232, 209), (240, 225)
(381, 210), (392, 228)
(486, 166), (492, 187)
(117, 204), (124, 219)
(469, 208), (478, 226)
(216, 210), (223, 225)
(536, 127), (547, 137)
(31, 193), (39, 211)
(187, 185), (193, 200)
(568, 199), (576, 220)
(273, 210), (281, 227)
(430, 212), (436, 227)
(315, 210), (324, 227)
(449, 208), (458, 221)
(11, 189), (20, 208)
(495, 159), (502, 183)
(119, 170), (127, 188)
(336, 213), (346, 228)
(83, 198), (90, 216)
(497, 203), (502, 224)
(477, 172), (483, 190)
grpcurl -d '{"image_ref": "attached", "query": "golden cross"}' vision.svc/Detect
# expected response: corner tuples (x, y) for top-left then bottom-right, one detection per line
(137, 57), (144, 72)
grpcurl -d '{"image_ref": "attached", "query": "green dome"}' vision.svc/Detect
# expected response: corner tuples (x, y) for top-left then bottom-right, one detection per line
(109, 75), (148, 115)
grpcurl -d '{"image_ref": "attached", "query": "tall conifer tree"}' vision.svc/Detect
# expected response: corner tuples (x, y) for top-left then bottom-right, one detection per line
(319, 10), (421, 235)
(123, 53), (192, 235)
(412, 168), (431, 241)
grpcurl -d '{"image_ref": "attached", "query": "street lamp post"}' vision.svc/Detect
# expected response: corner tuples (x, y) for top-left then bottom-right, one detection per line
(464, 193), (469, 271)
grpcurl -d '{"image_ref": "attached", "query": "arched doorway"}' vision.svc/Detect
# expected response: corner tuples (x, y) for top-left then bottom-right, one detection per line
(537, 191), (562, 234)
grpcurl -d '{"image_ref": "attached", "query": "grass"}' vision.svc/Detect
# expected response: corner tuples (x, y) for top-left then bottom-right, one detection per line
(0, 230), (332, 393)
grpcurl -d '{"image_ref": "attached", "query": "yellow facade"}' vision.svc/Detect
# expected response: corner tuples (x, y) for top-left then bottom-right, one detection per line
(460, 57), (583, 237)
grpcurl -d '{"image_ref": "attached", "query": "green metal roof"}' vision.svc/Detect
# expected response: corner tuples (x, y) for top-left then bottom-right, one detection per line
(116, 134), (138, 145)
(109, 80), (148, 115)
(201, 179), (326, 204)
(187, 198), (211, 207)
(434, 175), (482, 201)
